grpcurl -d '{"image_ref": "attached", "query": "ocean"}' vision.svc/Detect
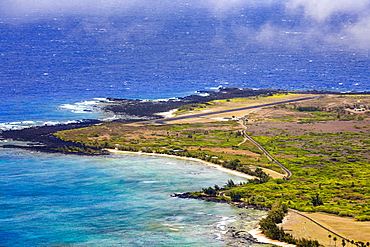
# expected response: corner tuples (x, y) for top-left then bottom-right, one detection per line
(1, 1), (369, 246)
(0, 149), (268, 246)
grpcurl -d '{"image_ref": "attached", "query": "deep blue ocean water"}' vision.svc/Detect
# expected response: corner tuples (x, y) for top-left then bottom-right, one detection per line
(0, 2), (369, 125)
(1, 1), (370, 246)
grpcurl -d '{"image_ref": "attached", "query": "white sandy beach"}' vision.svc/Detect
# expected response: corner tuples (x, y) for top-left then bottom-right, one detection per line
(106, 148), (256, 180)
(249, 228), (297, 247)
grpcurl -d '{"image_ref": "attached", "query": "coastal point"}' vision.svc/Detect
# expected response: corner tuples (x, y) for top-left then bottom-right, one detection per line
(3, 90), (369, 246)
(2, 1), (370, 245)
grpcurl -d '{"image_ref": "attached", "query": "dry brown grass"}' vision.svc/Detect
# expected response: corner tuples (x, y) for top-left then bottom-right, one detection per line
(186, 146), (260, 158)
(59, 93), (370, 242)
(245, 95), (370, 137)
(280, 211), (370, 245)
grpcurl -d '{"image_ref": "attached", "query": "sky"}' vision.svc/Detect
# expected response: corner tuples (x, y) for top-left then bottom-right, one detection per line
(0, 0), (369, 51)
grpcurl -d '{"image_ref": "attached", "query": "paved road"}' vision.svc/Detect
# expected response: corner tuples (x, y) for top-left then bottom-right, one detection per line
(151, 95), (315, 178)
(241, 118), (292, 178)
(153, 96), (320, 124)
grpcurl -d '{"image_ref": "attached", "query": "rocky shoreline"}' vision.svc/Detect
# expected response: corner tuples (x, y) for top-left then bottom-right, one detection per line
(0, 120), (107, 154)
(171, 192), (270, 211)
(0, 87), (282, 153)
(171, 192), (271, 246)
(101, 87), (288, 120)
(1, 87), (369, 154)
(101, 87), (369, 120)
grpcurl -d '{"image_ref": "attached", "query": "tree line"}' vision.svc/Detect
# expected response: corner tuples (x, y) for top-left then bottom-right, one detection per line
(259, 204), (320, 247)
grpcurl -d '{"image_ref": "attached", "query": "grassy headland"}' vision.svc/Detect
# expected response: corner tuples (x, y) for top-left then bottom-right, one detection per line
(55, 93), (370, 244)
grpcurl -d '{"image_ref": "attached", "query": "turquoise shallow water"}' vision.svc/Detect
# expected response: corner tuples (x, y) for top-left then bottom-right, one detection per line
(0, 148), (266, 246)
(1, 2), (369, 246)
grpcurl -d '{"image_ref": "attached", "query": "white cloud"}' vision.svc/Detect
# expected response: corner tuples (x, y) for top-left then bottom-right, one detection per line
(343, 17), (370, 49)
(285, 0), (370, 50)
(286, 0), (370, 21)
(2, 0), (370, 51)
(256, 23), (276, 43)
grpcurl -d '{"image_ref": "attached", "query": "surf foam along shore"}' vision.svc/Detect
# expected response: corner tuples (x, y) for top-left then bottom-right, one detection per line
(59, 98), (107, 114)
(2, 87), (364, 132)
(0, 98), (111, 131)
(0, 87), (288, 152)
(0, 120), (87, 131)
(0, 120), (105, 154)
(2, 87), (367, 154)
(80, 87), (370, 124)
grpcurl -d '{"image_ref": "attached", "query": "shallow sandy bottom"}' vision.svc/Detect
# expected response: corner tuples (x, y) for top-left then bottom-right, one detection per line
(106, 149), (257, 179)
(106, 150), (370, 246)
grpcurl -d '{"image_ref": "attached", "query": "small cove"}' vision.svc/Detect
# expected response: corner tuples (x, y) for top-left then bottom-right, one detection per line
(0, 148), (267, 246)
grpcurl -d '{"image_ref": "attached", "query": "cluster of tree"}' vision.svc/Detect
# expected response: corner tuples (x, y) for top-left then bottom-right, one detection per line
(230, 130), (243, 137)
(311, 193), (324, 206)
(117, 145), (141, 152)
(252, 167), (271, 183)
(223, 159), (241, 169)
(202, 179), (273, 203)
(259, 204), (320, 247)
(202, 180), (237, 197)
(203, 187), (217, 196)
(226, 179), (236, 187)
(348, 240), (370, 247)
(328, 234), (370, 247)
(229, 191), (243, 202)
(54, 145), (107, 155)
(223, 160), (271, 182)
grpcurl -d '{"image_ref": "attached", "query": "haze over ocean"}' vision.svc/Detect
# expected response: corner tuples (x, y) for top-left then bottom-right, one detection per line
(1, 0), (370, 124)
(0, 1), (370, 246)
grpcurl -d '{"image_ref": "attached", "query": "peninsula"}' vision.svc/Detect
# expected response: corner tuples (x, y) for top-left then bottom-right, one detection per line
(1, 88), (370, 246)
